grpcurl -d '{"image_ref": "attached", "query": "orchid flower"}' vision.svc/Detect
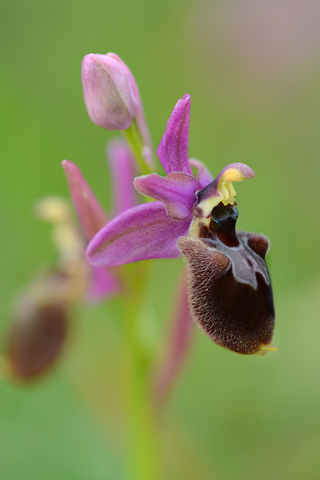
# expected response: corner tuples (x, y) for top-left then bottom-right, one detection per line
(87, 94), (275, 355)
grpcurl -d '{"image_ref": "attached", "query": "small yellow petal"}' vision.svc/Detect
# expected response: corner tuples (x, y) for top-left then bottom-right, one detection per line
(219, 168), (244, 184)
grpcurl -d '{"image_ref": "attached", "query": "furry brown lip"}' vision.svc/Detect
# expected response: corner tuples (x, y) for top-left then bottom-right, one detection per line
(178, 201), (275, 355)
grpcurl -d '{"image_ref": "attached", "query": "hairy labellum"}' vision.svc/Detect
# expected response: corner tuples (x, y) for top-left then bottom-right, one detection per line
(178, 202), (275, 355)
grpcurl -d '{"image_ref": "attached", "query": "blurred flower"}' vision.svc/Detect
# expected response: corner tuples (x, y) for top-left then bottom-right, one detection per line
(87, 94), (275, 354)
(4, 139), (139, 380)
(5, 198), (89, 380)
(62, 138), (138, 301)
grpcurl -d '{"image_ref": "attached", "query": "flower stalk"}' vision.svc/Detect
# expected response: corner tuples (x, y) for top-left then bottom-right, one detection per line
(121, 270), (160, 480)
(123, 118), (153, 175)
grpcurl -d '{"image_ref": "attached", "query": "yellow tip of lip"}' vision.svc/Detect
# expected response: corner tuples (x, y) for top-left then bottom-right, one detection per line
(260, 344), (277, 352)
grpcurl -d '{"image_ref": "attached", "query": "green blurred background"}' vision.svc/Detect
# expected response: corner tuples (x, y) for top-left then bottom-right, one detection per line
(1, 0), (320, 478)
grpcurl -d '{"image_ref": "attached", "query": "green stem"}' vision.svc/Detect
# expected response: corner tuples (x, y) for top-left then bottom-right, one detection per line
(122, 267), (160, 480)
(127, 319), (159, 480)
(123, 119), (153, 175)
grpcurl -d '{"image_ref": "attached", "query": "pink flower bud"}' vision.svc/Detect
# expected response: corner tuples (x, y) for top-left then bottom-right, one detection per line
(81, 53), (137, 130)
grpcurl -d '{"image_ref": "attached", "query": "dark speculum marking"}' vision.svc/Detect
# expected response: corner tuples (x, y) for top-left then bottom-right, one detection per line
(178, 202), (275, 354)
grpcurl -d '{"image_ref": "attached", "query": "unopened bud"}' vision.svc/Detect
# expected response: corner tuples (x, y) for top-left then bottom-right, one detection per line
(82, 53), (137, 130)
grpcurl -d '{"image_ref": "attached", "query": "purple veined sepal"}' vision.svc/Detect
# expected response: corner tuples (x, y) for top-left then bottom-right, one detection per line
(178, 201), (275, 355)
(86, 201), (190, 268)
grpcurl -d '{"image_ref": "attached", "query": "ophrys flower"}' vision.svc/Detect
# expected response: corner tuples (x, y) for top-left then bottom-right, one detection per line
(86, 94), (275, 355)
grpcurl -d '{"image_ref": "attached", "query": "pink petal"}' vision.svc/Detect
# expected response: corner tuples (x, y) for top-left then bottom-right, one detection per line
(62, 160), (108, 240)
(189, 158), (213, 191)
(134, 172), (197, 221)
(157, 94), (193, 176)
(107, 139), (138, 216)
(87, 202), (190, 267)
